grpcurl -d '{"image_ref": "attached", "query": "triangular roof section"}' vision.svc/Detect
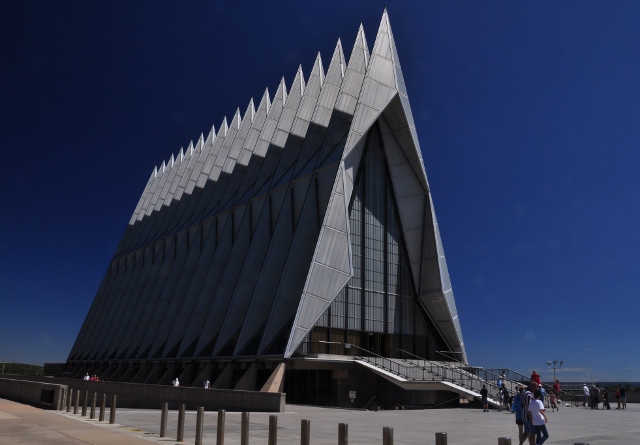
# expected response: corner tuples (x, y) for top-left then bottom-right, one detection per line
(284, 9), (466, 362)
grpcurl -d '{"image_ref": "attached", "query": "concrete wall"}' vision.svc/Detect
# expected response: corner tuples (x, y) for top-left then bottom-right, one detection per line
(4, 375), (284, 412)
(0, 378), (66, 410)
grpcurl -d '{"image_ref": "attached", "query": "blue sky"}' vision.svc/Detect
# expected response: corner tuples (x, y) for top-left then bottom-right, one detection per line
(1, 1), (638, 383)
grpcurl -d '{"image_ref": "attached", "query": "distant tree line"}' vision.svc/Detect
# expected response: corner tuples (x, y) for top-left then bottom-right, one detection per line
(1, 363), (44, 376)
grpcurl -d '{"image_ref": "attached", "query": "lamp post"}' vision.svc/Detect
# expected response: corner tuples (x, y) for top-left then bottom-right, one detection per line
(546, 360), (563, 382)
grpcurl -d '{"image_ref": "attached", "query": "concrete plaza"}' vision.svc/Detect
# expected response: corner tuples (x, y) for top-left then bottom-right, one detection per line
(1, 397), (636, 444)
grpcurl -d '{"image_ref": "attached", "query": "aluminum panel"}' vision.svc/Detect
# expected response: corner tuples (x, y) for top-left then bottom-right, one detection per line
(360, 79), (397, 113)
(313, 228), (350, 272)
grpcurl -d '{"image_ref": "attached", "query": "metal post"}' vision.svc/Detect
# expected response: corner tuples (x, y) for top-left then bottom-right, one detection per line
(109, 395), (117, 424)
(217, 409), (225, 445)
(160, 402), (168, 437)
(436, 432), (448, 445)
(66, 388), (72, 412)
(195, 407), (204, 445)
(241, 412), (249, 445)
(82, 390), (88, 416)
(498, 438), (512, 445)
(99, 394), (106, 421)
(383, 427), (393, 445)
(268, 415), (277, 445)
(177, 404), (185, 442)
(90, 392), (97, 419)
(338, 423), (348, 445)
(74, 389), (79, 414)
(301, 419), (310, 445)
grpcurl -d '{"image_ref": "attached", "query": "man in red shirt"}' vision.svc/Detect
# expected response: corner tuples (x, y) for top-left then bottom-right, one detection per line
(531, 370), (541, 385)
(553, 380), (560, 395)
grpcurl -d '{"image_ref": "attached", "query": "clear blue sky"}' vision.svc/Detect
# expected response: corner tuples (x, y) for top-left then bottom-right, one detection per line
(1, 1), (638, 383)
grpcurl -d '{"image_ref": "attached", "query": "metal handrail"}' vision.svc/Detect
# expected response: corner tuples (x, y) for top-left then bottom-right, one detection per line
(485, 368), (581, 407)
(395, 349), (503, 396)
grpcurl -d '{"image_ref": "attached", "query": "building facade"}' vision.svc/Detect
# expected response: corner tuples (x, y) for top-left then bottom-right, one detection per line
(62, 10), (467, 408)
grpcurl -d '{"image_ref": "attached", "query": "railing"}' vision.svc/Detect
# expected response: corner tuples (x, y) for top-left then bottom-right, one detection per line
(352, 346), (501, 398)
(484, 368), (581, 407)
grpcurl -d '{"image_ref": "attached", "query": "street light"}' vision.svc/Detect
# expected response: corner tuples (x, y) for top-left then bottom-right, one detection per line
(546, 360), (563, 382)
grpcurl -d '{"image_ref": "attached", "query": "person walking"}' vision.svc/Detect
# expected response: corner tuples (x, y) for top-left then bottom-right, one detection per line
(203, 379), (210, 389)
(522, 381), (537, 445)
(591, 385), (599, 409)
(601, 387), (610, 410)
(529, 389), (549, 445)
(172, 377), (180, 387)
(530, 370), (541, 386)
(480, 384), (489, 412)
(552, 380), (560, 396)
(511, 386), (526, 445)
(582, 383), (590, 407)
(549, 392), (558, 412)
(620, 384), (627, 409)
(615, 385), (621, 409)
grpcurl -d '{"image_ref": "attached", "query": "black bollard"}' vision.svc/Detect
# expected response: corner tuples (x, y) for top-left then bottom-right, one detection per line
(301, 419), (310, 445)
(436, 432), (448, 445)
(383, 427), (393, 445)
(241, 412), (249, 445)
(81, 390), (88, 417)
(66, 388), (72, 412)
(195, 407), (204, 445)
(99, 394), (106, 422)
(109, 395), (117, 424)
(498, 438), (512, 445)
(268, 415), (277, 445)
(217, 410), (225, 445)
(177, 404), (185, 442)
(160, 402), (168, 437)
(338, 423), (348, 445)
(74, 390), (80, 415)
(90, 392), (97, 419)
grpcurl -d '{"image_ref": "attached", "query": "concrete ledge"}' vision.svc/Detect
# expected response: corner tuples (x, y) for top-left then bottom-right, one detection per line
(0, 378), (66, 410)
(5, 376), (284, 412)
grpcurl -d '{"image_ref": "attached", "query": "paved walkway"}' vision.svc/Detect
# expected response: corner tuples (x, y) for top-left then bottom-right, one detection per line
(1, 397), (637, 444)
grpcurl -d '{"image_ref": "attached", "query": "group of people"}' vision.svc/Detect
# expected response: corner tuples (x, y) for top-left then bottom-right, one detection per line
(83, 373), (104, 381)
(512, 380), (551, 445)
(582, 383), (627, 409)
(172, 378), (212, 388)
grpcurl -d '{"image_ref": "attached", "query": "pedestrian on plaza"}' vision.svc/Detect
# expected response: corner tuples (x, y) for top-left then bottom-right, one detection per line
(83, 373), (90, 381)
(172, 377), (180, 387)
(498, 383), (505, 410)
(549, 392), (558, 412)
(530, 370), (541, 386)
(539, 384), (547, 405)
(591, 385), (600, 409)
(502, 386), (511, 411)
(620, 384), (627, 409)
(601, 387), (610, 410)
(203, 380), (210, 389)
(552, 380), (560, 396)
(522, 381), (538, 445)
(529, 389), (549, 445)
(497, 374), (503, 389)
(582, 383), (590, 407)
(480, 384), (489, 412)
(511, 385), (526, 445)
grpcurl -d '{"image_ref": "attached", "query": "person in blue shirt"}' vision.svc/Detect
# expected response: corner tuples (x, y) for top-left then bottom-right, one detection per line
(511, 385), (526, 445)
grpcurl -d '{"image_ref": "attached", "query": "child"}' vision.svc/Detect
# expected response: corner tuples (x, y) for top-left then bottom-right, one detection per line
(549, 392), (558, 411)
(529, 389), (549, 445)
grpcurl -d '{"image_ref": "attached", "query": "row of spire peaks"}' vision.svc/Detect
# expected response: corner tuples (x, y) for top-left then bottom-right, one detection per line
(150, 9), (394, 180)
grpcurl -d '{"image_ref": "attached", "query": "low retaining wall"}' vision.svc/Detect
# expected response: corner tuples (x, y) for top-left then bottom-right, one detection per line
(4, 375), (284, 412)
(0, 378), (67, 410)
